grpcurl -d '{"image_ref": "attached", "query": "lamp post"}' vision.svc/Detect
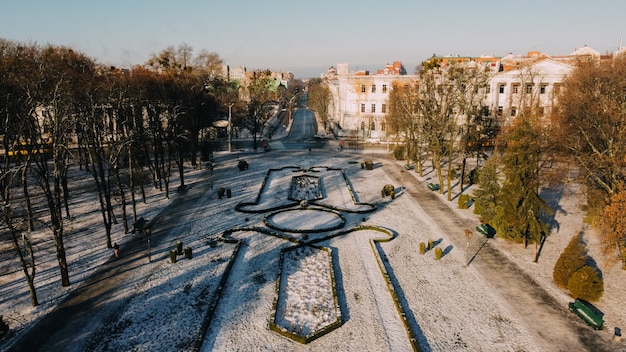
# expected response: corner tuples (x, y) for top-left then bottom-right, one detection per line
(228, 102), (234, 152)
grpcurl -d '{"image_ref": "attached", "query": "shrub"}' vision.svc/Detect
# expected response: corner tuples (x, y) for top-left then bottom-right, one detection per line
(553, 235), (587, 288)
(428, 239), (433, 250)
(448, 168), (457, 179)
(169, 250), (178, 264)
(363, 159), (374, 170)
(434, 247), (442, 260)
(393, 144), (406, 160)
(457, 194), (473, 209)
(390, 191), (395, 199)
(226, 188), (232, 198)
(218, 187), (226, 199)
(567, 265), (604, 302)
(381, 184), (394, 197)
(419, 242), (426, 254)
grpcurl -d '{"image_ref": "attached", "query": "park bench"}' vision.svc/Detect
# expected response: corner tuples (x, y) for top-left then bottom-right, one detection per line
(476, 223), (495, 238)
(404, 164), (414, 170)
(569, 299), (603, 330)
(427, 183), (439, 191)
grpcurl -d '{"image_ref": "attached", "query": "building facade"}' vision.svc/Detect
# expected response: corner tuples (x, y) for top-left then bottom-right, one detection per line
(325, 45), (621, 140)
(325, 61), (418, 140)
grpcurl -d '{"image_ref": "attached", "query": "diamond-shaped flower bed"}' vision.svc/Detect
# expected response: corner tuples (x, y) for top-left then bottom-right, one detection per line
(269, 245), (341, 343)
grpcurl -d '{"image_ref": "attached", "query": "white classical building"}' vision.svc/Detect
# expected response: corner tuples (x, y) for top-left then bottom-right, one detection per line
(325, 61), (418, 140)
(324, 45), (618, 140)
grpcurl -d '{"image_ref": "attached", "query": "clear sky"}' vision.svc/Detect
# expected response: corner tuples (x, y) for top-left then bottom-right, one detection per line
(1, 0), (625, 78)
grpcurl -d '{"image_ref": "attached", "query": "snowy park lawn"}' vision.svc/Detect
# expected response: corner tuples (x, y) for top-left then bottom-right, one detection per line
(1, 149), (625, 351)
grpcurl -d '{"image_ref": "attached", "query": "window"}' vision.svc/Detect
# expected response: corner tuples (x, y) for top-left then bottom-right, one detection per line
(554, 83), (563, 96)
(360, 121), (365, 130)
(499, 84), (505, 94)
(485, 85), (491, 94)
(540, 84), (547, 94)
(371, 85), (376, 93)
(381, 104), (387, 113)
(371, 104), (376, 113)
(498, 106), (503, 115)
(512, 84), (520, 94)
(361, 104), (365, 113)
(381, 122), (386, 131)
(511, 107), (517, 116)
(525, 83), (533, 94)
(382, 84), (387, 93)
(370, 121), (376, 130)
(361, 85), (366, 93)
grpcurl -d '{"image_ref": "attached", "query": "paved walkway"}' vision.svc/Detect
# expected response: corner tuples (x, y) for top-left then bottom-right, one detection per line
(3, 147), (617, 352)
(377, 154), (614, 352)
(6, 174), (215, 352)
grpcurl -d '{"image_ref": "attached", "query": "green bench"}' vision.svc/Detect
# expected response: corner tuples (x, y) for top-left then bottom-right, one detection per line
(476, 224), (495, 238)
(404, 164), (414, 170)
(569, 299), (603, 330)
(427, 183), (439, 191)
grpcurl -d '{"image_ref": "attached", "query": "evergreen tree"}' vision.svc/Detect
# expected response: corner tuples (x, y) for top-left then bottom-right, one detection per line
(473, 156), (500, 223)
(492, 117), (553, 260)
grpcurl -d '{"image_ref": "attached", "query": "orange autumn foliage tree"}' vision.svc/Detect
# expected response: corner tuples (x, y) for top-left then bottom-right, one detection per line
(594, 185), (626, 269)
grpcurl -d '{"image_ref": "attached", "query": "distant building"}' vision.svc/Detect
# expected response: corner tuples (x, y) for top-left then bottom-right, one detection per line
(324, 45), (623, 140)
(325, 61), (418, 139)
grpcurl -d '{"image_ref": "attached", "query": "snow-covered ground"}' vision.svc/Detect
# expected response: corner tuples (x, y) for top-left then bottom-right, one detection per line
(0, 147), (624, 352)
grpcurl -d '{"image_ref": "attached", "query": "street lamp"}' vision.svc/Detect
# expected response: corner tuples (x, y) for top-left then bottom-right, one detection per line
(228, 102), (234, 152)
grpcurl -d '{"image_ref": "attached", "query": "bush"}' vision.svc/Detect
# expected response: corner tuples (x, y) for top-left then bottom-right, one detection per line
(457, 194), (473, 209)
(393, 145), (406, 160)
(169, 250), (178, 264)
(381, 184), (394, 197)
(553, 235), (587, 288)
(419, 242), (426, 254)
(363, 159), (374, 170)
(567, 265), (604, 302)
(218, 187), (226, 199)
(434, 247), (442, 260)
(428, 239), (433, 250)
(238, 160), (248, 171)
(448, 168), (457, 179)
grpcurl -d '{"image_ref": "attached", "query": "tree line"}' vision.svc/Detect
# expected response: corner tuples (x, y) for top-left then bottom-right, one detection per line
(385, 56), (626, 268)
(0, 39), (291, 306)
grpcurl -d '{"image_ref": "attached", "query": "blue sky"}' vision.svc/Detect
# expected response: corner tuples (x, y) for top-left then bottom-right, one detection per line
(1, 0), (624, 78)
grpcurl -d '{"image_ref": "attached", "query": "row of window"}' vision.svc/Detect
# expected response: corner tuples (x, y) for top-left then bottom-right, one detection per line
(360, 121), (386, 131)
(495, 83), (562, 95)
(361, 84), (388, 93)
(498, 106), (547, 117)
(360, 103), (387, 114)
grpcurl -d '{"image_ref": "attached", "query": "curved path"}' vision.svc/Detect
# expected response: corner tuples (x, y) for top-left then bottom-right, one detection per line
(377, 153), (613, 352)
(4, 149), (616, 352)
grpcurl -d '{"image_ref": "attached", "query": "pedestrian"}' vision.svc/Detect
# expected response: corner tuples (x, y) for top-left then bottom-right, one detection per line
(113, 242), (120, 258)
